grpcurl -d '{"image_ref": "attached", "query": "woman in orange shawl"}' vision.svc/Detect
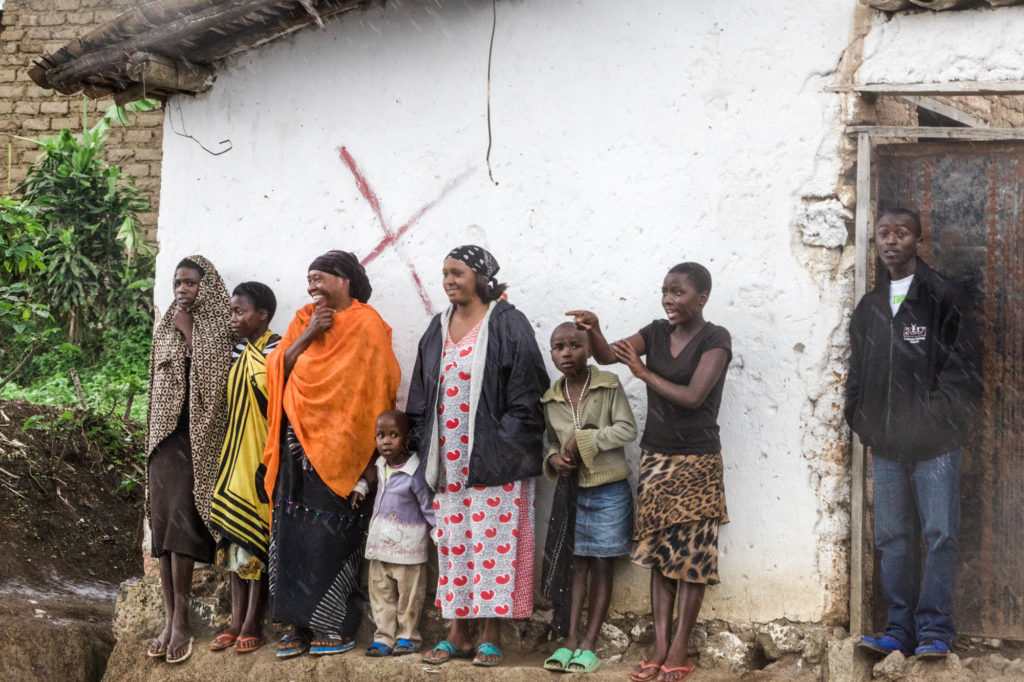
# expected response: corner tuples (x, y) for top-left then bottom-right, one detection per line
(261, 250), (400, 658)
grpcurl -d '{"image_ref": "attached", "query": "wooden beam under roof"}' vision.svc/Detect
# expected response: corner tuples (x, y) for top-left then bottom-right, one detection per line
(862, 0), (914, 9)
(908, 0), (974, 9)
(846, 125), (1024, 139)
(900, 95), (987, 127)
(864, 0), (1024, 7)
(851, 81), (1024, 96)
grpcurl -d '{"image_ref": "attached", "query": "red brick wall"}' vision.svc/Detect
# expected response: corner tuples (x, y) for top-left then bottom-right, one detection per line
(0, 0), (163, 239)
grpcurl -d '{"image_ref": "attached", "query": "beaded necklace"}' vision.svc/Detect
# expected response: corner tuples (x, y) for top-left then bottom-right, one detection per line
(562, 367), (591, 430)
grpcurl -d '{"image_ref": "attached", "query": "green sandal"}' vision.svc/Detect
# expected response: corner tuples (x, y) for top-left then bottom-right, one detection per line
(543, 647), (575, 671)
(567, 649), (602, 673)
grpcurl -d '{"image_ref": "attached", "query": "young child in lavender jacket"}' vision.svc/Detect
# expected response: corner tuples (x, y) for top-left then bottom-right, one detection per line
(362, 409), (436, 657)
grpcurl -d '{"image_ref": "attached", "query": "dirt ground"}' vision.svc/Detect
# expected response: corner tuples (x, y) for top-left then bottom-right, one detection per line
(0, 399), (144, 587)
(0, 399), (144, 681)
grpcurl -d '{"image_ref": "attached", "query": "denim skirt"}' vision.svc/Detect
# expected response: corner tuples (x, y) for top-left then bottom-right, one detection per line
(575, 479), (633, 557)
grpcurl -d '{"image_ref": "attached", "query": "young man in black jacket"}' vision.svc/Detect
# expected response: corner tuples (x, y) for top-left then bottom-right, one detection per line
(845, 208), (981, 660)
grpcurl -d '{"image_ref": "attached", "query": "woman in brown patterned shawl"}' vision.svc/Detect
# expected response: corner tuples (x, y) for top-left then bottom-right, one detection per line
(145, 255), (233, 664)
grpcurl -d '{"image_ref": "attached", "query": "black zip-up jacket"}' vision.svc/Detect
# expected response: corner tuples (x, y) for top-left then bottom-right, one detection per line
(845, 259), (981, 462)
(406, 300), (549, 489)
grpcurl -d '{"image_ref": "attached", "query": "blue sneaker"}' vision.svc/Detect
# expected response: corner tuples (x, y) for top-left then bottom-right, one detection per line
(914, 638), (951, 659)
(858, 634), (913, 657)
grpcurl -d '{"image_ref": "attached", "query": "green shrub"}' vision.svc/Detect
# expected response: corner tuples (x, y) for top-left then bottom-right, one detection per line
(0, 198), (57, 351)
(17, 99), (158, 341)
(2, 325), (151, 422)
(2, 98), (159, 424)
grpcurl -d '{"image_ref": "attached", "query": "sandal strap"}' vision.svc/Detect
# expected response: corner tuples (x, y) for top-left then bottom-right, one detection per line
(433, 640), (458, 654)
(544, 647), (575, 668)
(476, 642), (503, 657)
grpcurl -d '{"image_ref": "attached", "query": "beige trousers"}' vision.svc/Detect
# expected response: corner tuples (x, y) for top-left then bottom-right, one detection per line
(368, 559), (427, 647)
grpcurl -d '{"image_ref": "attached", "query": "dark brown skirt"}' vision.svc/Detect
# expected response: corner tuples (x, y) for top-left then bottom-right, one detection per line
(149, 427), (216, 563)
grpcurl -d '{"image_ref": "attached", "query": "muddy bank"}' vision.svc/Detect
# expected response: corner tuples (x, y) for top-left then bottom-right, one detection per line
(0, 399), (145, 586)
(0, 580), (117, 681)
(0, 399), (145, 681)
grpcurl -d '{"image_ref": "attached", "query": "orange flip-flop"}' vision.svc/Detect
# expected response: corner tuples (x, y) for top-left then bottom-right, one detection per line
(658, 662), (696, 681)
(209, 633), (237, 651)
(235, 636), (265, 654)
(630, 660), (662, 682)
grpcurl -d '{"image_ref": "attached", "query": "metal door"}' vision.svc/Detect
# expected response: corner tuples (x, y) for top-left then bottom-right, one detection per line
(873, 142), (1024, 640)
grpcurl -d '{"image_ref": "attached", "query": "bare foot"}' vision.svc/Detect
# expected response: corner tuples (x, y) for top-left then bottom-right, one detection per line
(167, 627), (194, 663)
(147, 625), (171, 657)
(472, 642), (503, 666)
(209, 631), (238, 651)
(657, 660), (696, 682)
(238, 625), (263, 641)
(423, 639), (474, 663)
(630, 659), (664, 682)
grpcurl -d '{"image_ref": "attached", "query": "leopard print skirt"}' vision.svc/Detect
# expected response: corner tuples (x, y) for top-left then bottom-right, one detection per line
(631, 450), (728, 584)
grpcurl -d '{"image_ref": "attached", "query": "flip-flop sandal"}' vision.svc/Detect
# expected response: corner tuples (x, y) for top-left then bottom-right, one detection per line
(276, 632), (309, 659)
(473, 642), (503, 667)
(147, 639), (167, 658)
(234, 636), (264, 654)
(422, 640), (475, 664)
(309, 633), (355, 655)
(166, 636), (194, 664)
(365, 642), (393, 657)
(543, 647), (575, 671)
(209, 633), (237, 651)
(630, 660), (662, 682)
(567, 649), (602, 673)
(393, 638), (419, 656)
(658, 662), (696, 682)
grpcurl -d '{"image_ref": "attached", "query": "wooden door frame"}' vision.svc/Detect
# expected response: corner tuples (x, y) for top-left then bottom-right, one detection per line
(846, 122), (1024, 636)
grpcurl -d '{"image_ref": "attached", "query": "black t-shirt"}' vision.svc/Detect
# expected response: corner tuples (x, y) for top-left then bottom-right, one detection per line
(637, 320), (732, 455)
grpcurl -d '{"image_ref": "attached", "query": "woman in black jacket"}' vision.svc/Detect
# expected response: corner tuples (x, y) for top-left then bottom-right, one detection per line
(409, 245), (548, 667)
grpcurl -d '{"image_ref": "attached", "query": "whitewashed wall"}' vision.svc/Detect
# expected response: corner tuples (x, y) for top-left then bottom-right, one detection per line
(155, 0), (858, 624)
(859, 6), (1024, 86)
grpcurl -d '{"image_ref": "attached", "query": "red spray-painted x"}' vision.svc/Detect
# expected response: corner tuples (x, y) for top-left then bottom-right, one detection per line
(339, 146), (470, 316)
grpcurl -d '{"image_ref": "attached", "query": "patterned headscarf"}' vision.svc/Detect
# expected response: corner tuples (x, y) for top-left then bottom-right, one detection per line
(447, 244), (500, 291)
(309, 250), (372, 303)
(146, 254), (233, 529)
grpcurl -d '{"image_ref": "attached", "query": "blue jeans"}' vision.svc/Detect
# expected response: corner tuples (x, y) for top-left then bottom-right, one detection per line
(872, 449), (961, 649)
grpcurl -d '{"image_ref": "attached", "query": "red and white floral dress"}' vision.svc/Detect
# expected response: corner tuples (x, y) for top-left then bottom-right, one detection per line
(432, 321), (535, 619)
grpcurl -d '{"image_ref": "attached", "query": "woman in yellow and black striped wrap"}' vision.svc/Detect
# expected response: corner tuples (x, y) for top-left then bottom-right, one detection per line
(208, 281), (280, 655)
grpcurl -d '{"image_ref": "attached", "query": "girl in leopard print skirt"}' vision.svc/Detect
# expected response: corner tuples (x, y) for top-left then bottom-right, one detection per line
(567, 262), (731, 682)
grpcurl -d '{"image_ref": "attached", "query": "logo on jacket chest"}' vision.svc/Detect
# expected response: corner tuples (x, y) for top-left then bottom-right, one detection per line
(902, 323), (927, 344)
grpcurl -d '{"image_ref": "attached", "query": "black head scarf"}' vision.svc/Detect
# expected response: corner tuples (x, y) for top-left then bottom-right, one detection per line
(447, 244), (500, 291)
(309, 250), (372, 303)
